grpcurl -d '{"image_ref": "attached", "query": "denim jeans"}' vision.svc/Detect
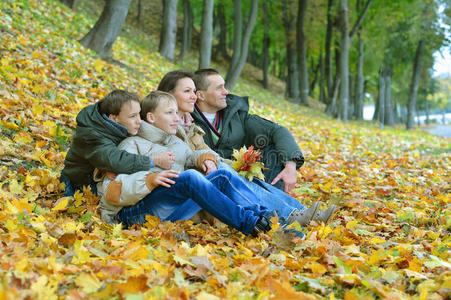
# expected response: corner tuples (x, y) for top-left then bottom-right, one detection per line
(218, 162), (305, 223)
(60, 174), (97, 197)
(117, 169), (269, 235)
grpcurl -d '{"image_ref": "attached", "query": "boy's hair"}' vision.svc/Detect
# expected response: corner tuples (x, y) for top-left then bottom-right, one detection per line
(157, 70), (194, 93)
(141, 91), (177, 120)
(98, 89), (140, 116)
(193, 68), (220, 91)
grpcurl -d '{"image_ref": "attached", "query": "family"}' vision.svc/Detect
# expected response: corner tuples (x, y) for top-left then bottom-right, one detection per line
(60, 69), (337, 237)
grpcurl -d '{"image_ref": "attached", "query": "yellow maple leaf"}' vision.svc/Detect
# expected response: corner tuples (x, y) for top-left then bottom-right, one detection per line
(52, 197), (69, 211)
(75, 272), (101, 293)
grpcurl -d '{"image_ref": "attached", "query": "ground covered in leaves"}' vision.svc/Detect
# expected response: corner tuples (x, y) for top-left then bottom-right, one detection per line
(0, 1), (450, 299)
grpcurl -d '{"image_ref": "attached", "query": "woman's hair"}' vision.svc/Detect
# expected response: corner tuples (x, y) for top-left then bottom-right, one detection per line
(140, 91), (177, 120)
(98, 89), (140, 116)
(157, 70), (194, 93)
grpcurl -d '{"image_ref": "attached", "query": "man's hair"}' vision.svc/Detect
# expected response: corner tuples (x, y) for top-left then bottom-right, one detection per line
(193, 68), (220, 91)
(98, 89), (140, 116)
(157, 70), (194, 93)
(140, 91), (177, 120)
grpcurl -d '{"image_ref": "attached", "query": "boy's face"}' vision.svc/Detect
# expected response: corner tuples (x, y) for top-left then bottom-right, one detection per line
(147, 100), (179, 135)
(109, 100), (141, 135)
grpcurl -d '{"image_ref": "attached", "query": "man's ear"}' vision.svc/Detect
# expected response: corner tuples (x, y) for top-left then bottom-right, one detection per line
(196, 90), (205, 102)
(146, 112), (155, 123)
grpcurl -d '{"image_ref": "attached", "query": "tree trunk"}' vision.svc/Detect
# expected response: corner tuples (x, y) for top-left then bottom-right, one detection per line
(283, 0), (299, 100)
(178, 0), (193, 62)
(425, 100), (430, 125)
(384, 67), (395, 126)
(199, 0), (214, 68)
(319, 50), (326, 103)
(225, 0), (259, 90)
(80, 0), (131, 58)
(159, 0), (178, 61)
(378, 68), (385, 129)
(406, 40), (425, 129)
(354, 29), (364, 120)
(326, 44), (340, 115)
(215, 3), (228, 60)
(309, 56), (320, 97)
(262, 1), (270, 89)
(338, 0), (349, 121)
(325, 0), (334, 102)
(136, 0), (142, 24)
(297, 0), (309, 106)
(60, 0), (76, 9)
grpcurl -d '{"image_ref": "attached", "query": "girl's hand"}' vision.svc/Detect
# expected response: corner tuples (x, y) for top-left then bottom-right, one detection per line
(153, 152), (175, 169)
(155, 170), (180, 188)
(202, 160), (217, 175)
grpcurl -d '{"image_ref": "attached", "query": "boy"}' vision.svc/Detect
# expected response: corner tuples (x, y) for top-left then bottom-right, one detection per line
(61, 89), (173, 196)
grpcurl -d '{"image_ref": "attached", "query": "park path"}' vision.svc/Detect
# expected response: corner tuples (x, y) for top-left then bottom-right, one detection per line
(425, 125), (451, 138)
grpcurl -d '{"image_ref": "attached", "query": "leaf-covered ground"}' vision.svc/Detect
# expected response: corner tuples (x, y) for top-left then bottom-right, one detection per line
(0, 1), (450, 299)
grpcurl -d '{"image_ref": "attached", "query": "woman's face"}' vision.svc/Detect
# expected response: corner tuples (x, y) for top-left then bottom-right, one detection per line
(171, 77), (197, 113)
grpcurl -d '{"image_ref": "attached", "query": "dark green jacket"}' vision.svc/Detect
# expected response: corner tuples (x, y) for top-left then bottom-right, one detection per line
(191, 94), (304, 169)
(62, 102), (151, 186)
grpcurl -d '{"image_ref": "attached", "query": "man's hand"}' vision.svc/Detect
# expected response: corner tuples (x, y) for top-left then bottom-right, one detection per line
(154, 170), (179, 188)
(271, 161), (297, 193)
(202, 160), (217, 174)
(152, 152), (175, 169)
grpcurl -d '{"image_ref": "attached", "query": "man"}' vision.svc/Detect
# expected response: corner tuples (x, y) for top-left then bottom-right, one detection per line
(192, 69), (304, 192)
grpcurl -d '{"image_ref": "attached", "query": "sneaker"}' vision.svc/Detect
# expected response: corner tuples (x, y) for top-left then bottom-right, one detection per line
(287, 202), (320, 226)
(313, 204), (337, 224)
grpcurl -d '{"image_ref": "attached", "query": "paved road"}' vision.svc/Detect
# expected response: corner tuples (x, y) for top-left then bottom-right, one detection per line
(425, 125), (451, 138)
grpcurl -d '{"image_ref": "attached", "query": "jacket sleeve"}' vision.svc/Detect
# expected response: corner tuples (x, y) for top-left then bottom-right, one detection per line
(185, 148), (219, 170)
(98, 171), (161, 207)
(83, 132), (151, 174)
(242, 112), (304, 169)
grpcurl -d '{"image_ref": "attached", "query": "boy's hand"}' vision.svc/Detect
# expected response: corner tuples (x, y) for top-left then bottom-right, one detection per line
(155, 170), (179, 188)
(202, 160), (217, 175)
(153, 152), (175, 169)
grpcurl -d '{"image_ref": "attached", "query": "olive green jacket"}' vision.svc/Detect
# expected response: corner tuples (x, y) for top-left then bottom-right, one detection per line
(62, 102), (151, 186)
(191, 94), (304, 169)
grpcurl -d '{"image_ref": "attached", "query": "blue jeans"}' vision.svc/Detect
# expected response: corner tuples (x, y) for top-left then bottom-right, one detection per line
(218, 163), (305, 223)
(60, 174), (97, 197)
(117, 169), (270, 235)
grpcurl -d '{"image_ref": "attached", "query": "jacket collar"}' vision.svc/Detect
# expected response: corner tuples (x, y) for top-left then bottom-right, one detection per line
(137, 121), (173, 145)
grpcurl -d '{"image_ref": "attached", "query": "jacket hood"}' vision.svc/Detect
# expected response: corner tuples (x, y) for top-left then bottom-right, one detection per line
(76, 102), (128, 143)
(137, 121), (173, 145)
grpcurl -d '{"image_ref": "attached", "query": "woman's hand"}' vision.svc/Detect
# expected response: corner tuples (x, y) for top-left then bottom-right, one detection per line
(202, 160), (217, 174)
(152, 152), (175, 169)
(154, 170), (180, 188)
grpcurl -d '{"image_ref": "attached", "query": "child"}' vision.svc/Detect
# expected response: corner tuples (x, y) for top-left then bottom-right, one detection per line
(61, 89), (174, 196)
(97, 91), (295, 237)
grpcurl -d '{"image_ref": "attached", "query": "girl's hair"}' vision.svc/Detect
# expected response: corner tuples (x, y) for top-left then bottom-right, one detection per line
(157, 70), (194, 93)
(98, 89), (140, 116)
(140, 91), (177, 120)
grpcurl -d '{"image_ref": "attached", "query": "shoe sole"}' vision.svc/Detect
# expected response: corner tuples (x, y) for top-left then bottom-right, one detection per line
(323, 204), (337, 224)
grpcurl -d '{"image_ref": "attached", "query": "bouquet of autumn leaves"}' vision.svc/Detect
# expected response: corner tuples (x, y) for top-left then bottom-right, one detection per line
(231, 146), (266, 181)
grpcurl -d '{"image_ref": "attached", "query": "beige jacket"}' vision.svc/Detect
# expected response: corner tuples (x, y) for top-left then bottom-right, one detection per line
(97, 121), (219, 223)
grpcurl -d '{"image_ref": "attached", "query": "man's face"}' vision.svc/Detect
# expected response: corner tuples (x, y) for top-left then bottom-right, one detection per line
(197, 74), (228, 114)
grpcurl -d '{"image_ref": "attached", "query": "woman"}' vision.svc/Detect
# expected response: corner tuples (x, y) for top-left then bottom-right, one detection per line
(157, 71), (336, 226)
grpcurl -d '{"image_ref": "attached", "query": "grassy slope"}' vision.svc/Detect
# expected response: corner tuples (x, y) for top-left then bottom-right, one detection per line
(0, 0), (450, 299)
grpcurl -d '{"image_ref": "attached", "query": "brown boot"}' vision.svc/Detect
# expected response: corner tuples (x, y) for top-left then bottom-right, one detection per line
(312, 205), (337, 224)
(287, 202), (320, 226)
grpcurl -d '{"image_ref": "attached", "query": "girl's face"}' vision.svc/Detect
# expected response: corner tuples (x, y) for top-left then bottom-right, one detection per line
(147, 99), (179, 135)
(171, 77), (197, 113)
(109, 100), (141, 135)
